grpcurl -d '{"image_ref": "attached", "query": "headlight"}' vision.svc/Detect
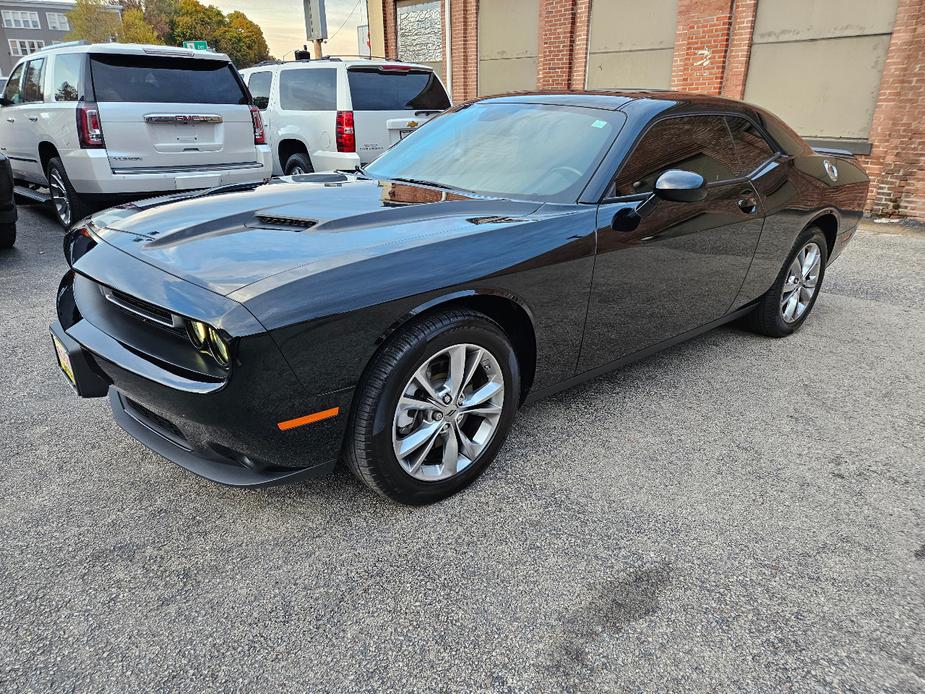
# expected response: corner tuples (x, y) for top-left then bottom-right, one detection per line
(185, 319), (232, 368)
(208, 327), (231, 367)
(186, 320), (208, 349)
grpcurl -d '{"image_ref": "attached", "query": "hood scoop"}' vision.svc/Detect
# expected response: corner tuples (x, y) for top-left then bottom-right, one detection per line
(254, 213), (318, 230)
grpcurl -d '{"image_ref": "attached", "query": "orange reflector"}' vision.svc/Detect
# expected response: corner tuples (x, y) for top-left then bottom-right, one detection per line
(277, 407), (340, 431)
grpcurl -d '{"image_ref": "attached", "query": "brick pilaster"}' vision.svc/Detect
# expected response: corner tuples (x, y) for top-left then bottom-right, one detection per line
(449, 0), (479, 101)
(862, 0), (925, 219)
(720, 0), (758, 99)
(671, 0), (734, 95)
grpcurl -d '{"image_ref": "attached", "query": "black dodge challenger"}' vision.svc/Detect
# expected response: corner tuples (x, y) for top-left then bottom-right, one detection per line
(51, 92), (869, 504)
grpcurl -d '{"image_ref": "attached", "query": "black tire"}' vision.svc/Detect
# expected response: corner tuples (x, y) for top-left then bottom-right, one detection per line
(284, 153), (314, 175)
(47, 157), (91, 228)
(0, 222), (14, 249)
(742, 226), (829, 337)
(344, 309), (521, 505)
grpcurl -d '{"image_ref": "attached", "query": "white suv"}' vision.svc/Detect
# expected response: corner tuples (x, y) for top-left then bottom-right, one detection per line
(0, 42), (272, 227)
(240, 58), (450, 175)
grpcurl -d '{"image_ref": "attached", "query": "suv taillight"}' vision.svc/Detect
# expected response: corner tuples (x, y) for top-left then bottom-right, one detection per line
(76, 102), (104, 148)
(336, 110), (355, 153)
(249, 104), (266, 145)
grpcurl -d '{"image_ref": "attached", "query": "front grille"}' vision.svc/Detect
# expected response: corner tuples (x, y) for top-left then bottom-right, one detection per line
(125, 398), (187, 445)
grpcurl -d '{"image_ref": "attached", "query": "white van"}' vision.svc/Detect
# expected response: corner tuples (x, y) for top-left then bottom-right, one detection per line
(0, 43), (272, 226)
(239, 58), (451, 175)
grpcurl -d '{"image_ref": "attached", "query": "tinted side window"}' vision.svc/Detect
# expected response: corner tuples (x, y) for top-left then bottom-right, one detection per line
(248, 71), (272, 110)
(612, 115), (738, 196)
(2, 63), (24, 104)
(726, 116), (776, 175)
(90, 55), (247, 104)
(52, 53), (83, 102)
(347, 69), (450, 111)
(22, 57), (45, 103)
(279, 69), (336, 111)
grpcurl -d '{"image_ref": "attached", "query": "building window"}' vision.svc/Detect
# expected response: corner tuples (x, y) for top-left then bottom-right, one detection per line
(9, 39), (46, 56)
(46, 12), (70, 31)
(2, 10), (41, 29)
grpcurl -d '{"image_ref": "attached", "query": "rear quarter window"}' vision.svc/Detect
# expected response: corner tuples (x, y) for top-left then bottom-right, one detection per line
(347, 68), (450, 111)
(52, 53), (84, 102)
(90, 54), (247, 104)
(279, 68), (336, 111)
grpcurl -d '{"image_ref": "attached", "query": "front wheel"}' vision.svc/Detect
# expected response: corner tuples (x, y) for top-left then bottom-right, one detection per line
(743, 226), (828, 337)
(344, 309), (520, 505)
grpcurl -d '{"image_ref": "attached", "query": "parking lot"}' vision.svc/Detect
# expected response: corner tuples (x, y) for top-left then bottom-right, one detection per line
(1, 204), (923, 691)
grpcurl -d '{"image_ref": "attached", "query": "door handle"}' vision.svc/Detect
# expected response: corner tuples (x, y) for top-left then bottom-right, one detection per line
(737, 196), (758, 214)
(28, 116), (38, 122)
(5, 117), (13, 123)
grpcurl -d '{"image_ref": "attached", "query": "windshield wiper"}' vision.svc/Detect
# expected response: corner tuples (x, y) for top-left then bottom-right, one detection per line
(389, 177), (456, 191)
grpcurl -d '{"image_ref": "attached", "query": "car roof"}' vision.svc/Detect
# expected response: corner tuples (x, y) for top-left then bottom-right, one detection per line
(23, 42), (231, 62)
(476, 90), (754, 114)
(240, 58), (434, 72)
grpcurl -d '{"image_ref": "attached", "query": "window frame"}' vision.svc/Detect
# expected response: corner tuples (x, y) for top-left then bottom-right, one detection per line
(1, 62), (25, 105)
(21, 57), (46, 104)
(246, 70), (273, 111)
(2, 10), (40, 29)
(8, 39), (46, 57)
(278, 67), (338, 112)
(601, 110), (783, 204)
(50, 52), (86, 103)
(46, 12), (70, 31)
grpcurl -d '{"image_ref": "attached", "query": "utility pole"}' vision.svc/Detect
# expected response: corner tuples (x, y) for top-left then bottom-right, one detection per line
(303, 0), (328, 58)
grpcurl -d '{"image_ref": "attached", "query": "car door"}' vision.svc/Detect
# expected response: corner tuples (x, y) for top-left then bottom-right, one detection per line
(0, 62), (26, 176)
(15, 56), (47, 182)
(578, 114), (765, 373)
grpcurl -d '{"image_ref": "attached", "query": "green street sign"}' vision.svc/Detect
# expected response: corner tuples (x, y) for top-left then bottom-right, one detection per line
(183, 40), (209, 51)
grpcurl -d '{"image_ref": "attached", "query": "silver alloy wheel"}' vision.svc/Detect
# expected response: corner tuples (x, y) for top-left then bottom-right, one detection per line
(289, 165), (305, 175)
(780, 241), (822, 323)
(49, 169), (71, 226)
(392, 343), (505, 481)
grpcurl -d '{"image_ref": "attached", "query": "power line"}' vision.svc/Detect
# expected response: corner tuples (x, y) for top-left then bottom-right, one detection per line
(328, 0), (363, 43)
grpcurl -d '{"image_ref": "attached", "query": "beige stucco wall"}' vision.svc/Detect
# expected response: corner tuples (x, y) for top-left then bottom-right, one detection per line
(586, 0), (677, 89)
(366, 0), (385, 58)
(744, 0), (899, 140)
(477, 0), (539, 95)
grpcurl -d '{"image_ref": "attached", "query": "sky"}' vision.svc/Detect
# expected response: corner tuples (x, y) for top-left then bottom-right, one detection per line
(209, 0), (370, 60)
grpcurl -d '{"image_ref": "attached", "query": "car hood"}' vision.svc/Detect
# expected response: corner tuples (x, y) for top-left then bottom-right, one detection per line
(88, 176), (545, 296)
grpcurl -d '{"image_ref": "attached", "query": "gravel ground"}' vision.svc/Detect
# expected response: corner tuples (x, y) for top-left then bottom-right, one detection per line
(1, 205), (923, 693)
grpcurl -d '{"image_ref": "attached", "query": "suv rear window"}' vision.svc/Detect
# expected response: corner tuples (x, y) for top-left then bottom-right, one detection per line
(90, 54), (247, 104)
(347, 68), (450, 111)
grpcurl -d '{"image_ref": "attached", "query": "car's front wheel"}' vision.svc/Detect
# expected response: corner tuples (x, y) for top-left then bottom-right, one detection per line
(744, 226), (829, 337)
(345, 309), (520, 504)
(47, 157), (91, 228)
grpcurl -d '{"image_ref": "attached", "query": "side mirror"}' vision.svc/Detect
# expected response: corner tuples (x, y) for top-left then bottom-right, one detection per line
(653, 169), (707, 203)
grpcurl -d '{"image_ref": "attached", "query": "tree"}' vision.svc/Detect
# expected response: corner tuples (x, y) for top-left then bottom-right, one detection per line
(214, 11), (269, 68)
(120, 7), (162, 44)
(143, 0), (176, 40)
(168, 0), (224, 46)
(66, 0), (122, 43)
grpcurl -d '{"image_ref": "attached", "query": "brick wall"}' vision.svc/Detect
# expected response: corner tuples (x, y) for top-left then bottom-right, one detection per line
(449, 0), (478, 101)
(720, 0), (758, 99)
(861, 0), (924, 219)
(670, 0), (733, 94)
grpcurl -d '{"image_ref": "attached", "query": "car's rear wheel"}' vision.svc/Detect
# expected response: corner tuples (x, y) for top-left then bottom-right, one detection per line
(743, 226), (828, 337)
(284, 153), (314, 176)
(0, 222), (15, 249)
(344, 309), (520, 504)
(47, 158), (91, 228)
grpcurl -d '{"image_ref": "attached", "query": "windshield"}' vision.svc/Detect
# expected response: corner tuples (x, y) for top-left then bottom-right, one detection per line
(364, 103), (623, 202)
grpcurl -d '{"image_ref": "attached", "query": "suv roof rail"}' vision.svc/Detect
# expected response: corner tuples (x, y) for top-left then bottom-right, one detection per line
(33, 40), (89, 53)
(252, 59), (282, 67)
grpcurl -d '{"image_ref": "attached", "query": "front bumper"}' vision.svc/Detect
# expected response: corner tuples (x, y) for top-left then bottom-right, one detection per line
(52, 254), (353, 487)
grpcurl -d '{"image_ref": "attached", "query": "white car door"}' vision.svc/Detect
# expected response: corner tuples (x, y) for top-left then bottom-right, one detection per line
(16, 55), (48, 182)
(0, 62), (27, 177)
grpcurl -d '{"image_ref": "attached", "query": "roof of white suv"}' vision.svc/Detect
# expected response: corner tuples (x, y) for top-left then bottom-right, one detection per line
(27, 42), (232, 62)
(241, 58), (434, 72)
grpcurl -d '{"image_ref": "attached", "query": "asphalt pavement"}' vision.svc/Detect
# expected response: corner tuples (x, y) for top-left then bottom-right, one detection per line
(1, 203), (923, 692)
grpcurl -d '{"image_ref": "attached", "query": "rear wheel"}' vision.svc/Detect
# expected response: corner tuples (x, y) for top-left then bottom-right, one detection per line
(0, 222), (15, 249)
(344, 309), (520, 505)
(47, 157), (91, 228)
(743, 226), (828, 337)
(284, 153), (314, 176)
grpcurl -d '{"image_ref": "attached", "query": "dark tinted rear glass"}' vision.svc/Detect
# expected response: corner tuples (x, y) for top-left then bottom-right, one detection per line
(247, 70), (272, 109)
(726, 116), (776, 175)
(347, 68), (450, 111)
(279, 68), (336, 111)
(90, 54), (247, 104)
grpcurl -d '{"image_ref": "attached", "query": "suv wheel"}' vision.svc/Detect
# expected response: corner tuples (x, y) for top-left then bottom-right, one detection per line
(344, 309), (520, 505)
(47, 158), (91, 228)
(284, 153), (314, 176)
